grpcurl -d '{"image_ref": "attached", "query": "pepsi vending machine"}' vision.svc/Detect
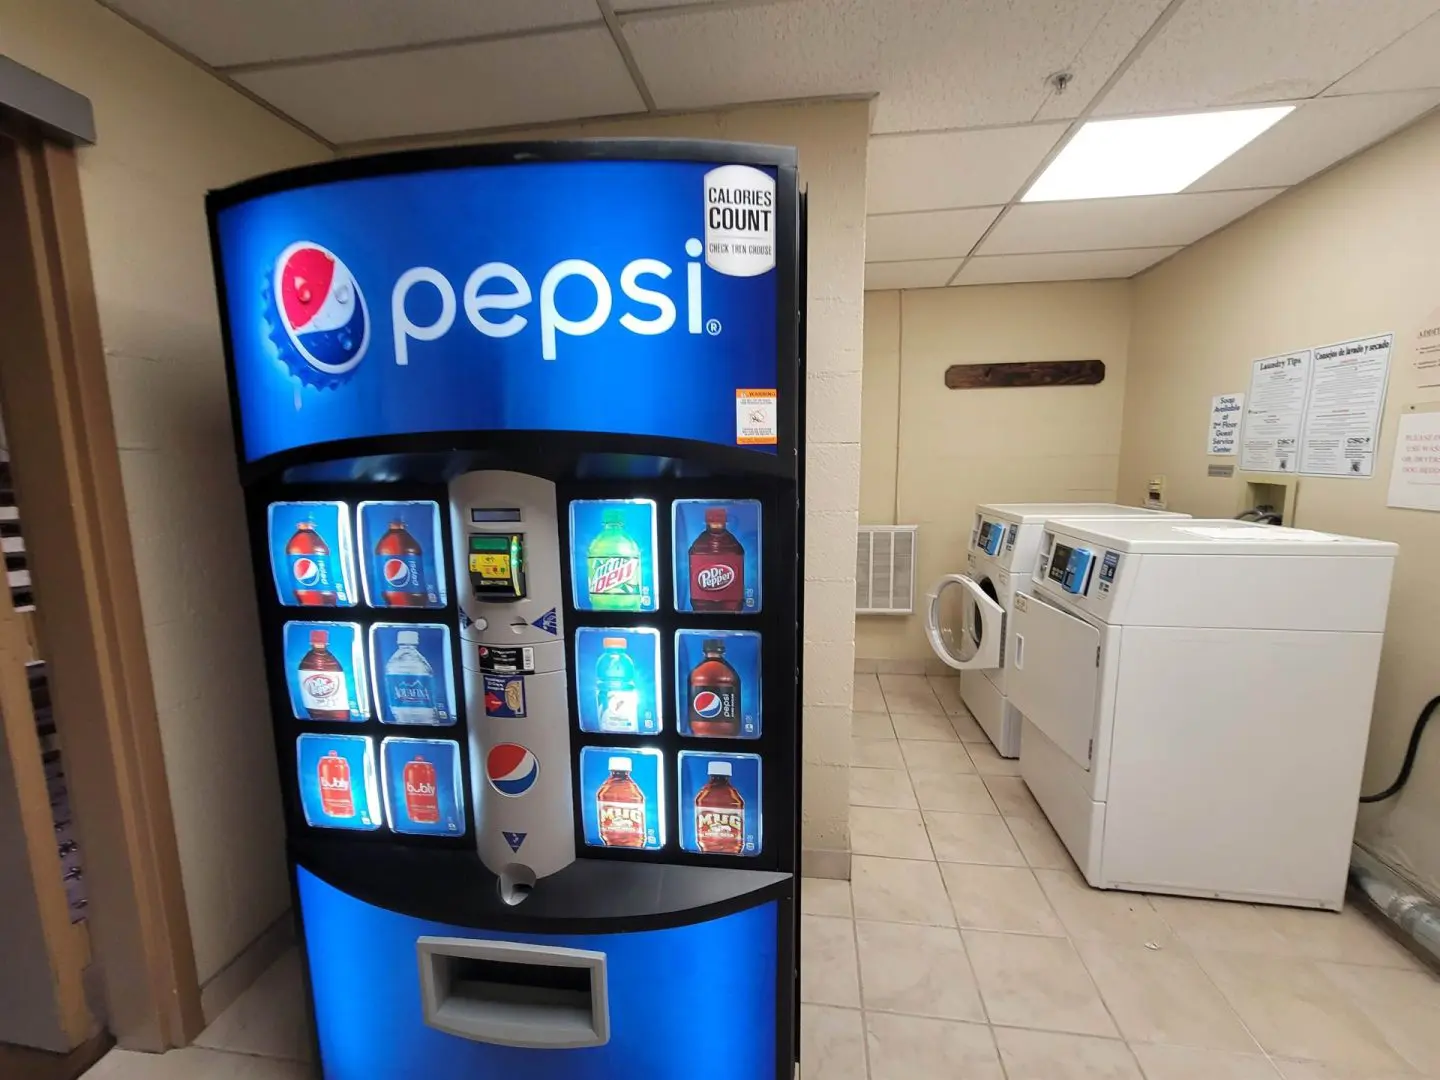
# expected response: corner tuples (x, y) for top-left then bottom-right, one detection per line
(208, 141), (803, 1080)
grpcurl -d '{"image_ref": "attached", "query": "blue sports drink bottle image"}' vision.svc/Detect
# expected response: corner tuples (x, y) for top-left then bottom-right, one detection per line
(595, 636), (639, 734)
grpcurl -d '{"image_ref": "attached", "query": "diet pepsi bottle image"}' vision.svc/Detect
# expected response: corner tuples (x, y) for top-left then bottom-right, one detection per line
(384, 630), (439, 724)
(695, 760), (745, 855)
(689, 639), (740, 737)
(317, 751), (354, 819)
(689, 507), (745, 611)
(299, 629), (351, 721)
(374, 519), (428, 607)
(597, 757), (646, 848)
(595, 637), (639, 733)
(403, 756), (440, 824)
(287, 521), (337, 606)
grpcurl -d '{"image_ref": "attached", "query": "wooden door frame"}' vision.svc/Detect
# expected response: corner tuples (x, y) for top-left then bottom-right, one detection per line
(0, 115), (204, 1051)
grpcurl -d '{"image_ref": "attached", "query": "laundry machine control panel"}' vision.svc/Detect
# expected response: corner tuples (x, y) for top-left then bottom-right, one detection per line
(1034, 532), (1128, 617)
(973, 517), (1007, 557)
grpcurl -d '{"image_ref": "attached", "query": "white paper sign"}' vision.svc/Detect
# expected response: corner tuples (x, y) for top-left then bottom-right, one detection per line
(1299, 334), (1392, 477)
(1386, 410), (1440, 512)
(1208, 393), (1243, 455)
(1240, 351), (1310, 473)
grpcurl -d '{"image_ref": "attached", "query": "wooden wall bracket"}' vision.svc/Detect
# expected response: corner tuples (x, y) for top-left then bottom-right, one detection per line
(945, 359), (1105, 389)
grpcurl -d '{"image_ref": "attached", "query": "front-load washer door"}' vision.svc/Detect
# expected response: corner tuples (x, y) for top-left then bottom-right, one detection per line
(1007, 593), (1100, 770)
(925, 574), (1003, 671)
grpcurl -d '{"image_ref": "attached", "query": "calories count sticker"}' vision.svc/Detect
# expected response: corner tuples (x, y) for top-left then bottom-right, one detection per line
(704, 164), (776, 277)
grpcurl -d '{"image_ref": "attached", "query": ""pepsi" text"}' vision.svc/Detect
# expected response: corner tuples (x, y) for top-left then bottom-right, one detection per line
(392, 239), (707, 364)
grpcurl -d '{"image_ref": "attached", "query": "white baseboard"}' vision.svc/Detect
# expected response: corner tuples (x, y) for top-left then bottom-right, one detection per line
(198, 911), (296, 1028)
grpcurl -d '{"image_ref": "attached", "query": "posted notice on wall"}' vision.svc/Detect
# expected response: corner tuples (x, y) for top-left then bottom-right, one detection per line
(1298, 334), (1393, 477)
(1386, 410), (1440, 512)
(1208, 393), (1243, 455)
(1240, 351), (1310, 473)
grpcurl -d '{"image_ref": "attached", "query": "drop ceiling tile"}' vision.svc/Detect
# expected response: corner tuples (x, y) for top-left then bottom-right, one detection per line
(978, 188), (1284, 255)
(1328, 11), (1440, 94)
(868, 126), (1067, 214)
(623, 0), (1171, 132)
(1095, 0), (1440, 116)
(1032, 0), (1172, 120)
(1191, 91), (1440, 191)
(106, 0), (602, 67)
(955, 247), (1180, 285)
(865, 259), (961, 291)
(235, 28), (644, 144)
(867, 207), (1002, 261)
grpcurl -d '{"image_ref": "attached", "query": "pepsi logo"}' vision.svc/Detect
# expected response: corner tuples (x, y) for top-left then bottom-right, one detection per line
(486, 743), (539, 797)
(293, 558), (322, 587)
(383, 557), (413, 588)
(696, 565), (736, 592)
(693, 691), (724, 719)
(273, 242), (370, 378)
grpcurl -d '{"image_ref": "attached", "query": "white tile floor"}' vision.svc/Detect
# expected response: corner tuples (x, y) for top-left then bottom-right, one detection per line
(85, 673), (1440, 1079)
(804, 674), (1440, 1079)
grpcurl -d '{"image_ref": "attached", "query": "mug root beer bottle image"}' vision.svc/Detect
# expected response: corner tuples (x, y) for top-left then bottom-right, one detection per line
(695, 760), (745, 854)
(299, 629), (351, 721)
(689, 507), (744, 611)
(597, 757), (646, 848)
(689, 639), (741, 737)
(318, 750), (355, 819)
(404, 756), (440, 824)
(587, 510), (642, 610)
(287, 521), (338, 606)
(375, 519), (428, 606)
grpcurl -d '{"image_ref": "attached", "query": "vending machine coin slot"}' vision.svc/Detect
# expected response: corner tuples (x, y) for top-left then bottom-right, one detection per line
(469, 533), (526, 600)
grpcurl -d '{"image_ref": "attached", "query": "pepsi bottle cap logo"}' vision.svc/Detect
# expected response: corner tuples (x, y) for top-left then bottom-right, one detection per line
(271, 241), (370, 384)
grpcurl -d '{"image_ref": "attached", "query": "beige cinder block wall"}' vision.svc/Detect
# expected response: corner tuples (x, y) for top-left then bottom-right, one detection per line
(857, 282), (1132, 664)
(351, 100), (869, 877)
(1, 0), (330, 987)
(1118, 109), (1440, 897)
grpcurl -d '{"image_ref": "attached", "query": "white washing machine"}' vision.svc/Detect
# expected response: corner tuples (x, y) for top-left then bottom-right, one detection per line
(924, 503), (1184, 757)
(1008, 517), (1396, 910)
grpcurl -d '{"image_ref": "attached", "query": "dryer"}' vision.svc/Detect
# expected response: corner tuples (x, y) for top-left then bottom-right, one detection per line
(1008, 517), (1396, 910)
(924, 503), (1184, 757)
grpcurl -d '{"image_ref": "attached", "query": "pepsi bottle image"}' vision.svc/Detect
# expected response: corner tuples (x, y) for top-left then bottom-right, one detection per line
(287, 521), (337, 606)
(374, 519), (427, 607)
(689, 639), (740, 737)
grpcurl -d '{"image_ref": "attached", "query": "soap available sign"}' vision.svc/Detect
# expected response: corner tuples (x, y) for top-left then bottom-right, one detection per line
(1208, 394), (1243, 456)
(216, 159), (782, 462)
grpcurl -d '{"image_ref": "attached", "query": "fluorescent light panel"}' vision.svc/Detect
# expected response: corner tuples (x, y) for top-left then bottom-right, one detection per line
(1023, 106), (1295, 202)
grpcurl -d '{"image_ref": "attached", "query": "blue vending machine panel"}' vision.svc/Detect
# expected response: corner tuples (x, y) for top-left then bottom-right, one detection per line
(214, 160), (782, 464)
(297, 868), (780, 1080)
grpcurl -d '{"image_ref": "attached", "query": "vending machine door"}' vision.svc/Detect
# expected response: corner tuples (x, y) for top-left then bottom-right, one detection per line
(925, 574), (1003, 671)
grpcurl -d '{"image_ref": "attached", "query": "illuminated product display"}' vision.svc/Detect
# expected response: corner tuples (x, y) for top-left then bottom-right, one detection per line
(214, 141), (801, 1080)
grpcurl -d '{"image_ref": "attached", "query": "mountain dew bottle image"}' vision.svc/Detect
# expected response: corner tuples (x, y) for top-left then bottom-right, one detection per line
(586, 511), (642, 610)
(595, 637), (639, 733)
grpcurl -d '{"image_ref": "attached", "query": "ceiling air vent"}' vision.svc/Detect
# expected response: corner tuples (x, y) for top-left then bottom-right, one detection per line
(855, 525), (918, 615)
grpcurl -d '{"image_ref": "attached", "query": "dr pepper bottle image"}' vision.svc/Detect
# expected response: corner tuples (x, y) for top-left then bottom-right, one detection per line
(688, 639), (740, 737)
(597, 756), (646, 848)
(374, 519), (428, 606)
(299, 629), (351, 721)
(689, 507), (744, 611)
(317, 751), (354, 819)
(286, 520), (337, 606)
(695, 760), (745, 854)
(403, 756), (439, 824)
